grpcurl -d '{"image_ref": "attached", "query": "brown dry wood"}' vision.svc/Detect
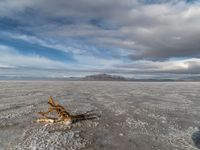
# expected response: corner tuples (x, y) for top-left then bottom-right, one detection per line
(36, 96), (98, 124)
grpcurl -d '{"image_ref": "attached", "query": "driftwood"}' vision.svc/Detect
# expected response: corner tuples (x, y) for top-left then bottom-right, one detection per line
(36, 96), (98, 125)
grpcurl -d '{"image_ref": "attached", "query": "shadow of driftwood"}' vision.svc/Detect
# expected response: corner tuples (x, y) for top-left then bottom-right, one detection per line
(72, 110), (100, 123)
(47, 110), (100, 133)
(192, 127), (200, 149)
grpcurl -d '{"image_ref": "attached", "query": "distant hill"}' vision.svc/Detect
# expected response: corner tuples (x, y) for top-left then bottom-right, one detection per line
(180, 76), (200, 81)
(81, 74), (130, 81)
(81, 74), (200, 82)
(1, 73), (200, 81)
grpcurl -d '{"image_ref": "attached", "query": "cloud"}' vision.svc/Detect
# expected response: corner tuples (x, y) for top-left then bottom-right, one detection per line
(113, 58), (200, 74)
(0, 44), (70, 69)
(0, 43), (121, 71)
(0, 0), (200, 78)
(0, 43), (200, 78)
(19, 0), (199, 61)
(5, 32), (83, 54)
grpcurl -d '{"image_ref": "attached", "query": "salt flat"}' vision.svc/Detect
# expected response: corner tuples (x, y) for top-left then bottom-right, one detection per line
(0, 81), (200, 150)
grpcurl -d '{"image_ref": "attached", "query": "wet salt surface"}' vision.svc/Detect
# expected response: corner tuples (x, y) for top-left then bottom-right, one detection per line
(0, 81), (200, 150)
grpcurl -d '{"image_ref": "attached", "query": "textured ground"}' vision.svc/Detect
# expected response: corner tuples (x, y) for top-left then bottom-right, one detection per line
(0, 81), (200, 150)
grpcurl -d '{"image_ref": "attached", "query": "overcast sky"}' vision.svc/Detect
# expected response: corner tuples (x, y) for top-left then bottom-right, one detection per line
(0, 0), (200, 79)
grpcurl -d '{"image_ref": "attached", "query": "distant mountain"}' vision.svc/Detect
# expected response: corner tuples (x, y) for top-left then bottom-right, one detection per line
(1, 73), (200, 81)
(180, 76), (200, 81)
(81, 74), (200, 82)
(81, 74), (130, 81)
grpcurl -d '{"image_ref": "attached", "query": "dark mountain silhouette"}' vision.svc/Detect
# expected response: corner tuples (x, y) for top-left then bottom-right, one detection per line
(1, 73), (200, 81)
(81, 73), (130, 81)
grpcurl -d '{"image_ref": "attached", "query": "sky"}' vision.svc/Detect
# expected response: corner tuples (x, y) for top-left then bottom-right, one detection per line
(0, 0), (200, 79)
